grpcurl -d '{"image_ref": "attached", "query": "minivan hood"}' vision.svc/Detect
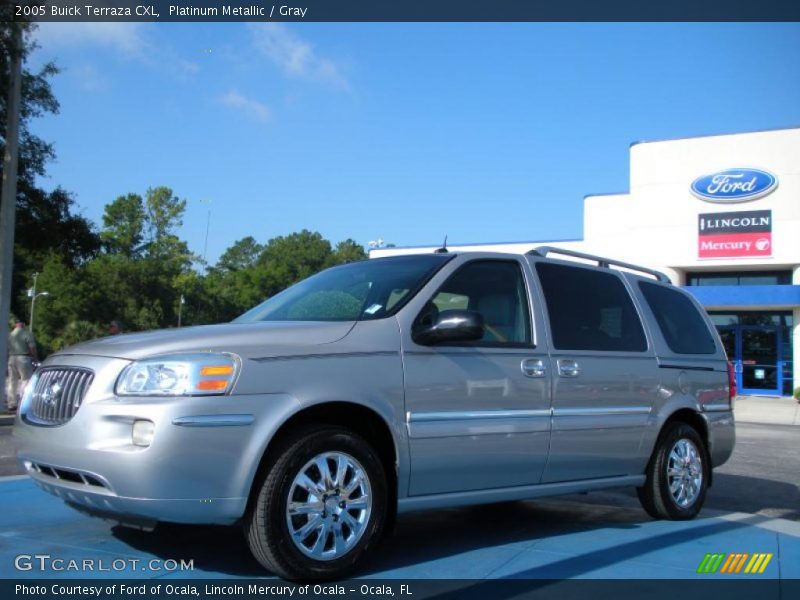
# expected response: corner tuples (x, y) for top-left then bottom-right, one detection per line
(55, 321), (356, 361)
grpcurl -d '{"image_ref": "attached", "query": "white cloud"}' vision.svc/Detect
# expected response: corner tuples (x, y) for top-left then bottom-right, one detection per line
(177, 59), (201, 75)
(218, 90), (271, 122)
(72, 64), (107, 92)
(248, 23), (348, 89)
(34, 23), (148, 56)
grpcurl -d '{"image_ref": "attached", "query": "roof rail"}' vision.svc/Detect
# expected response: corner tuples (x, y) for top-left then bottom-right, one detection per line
(528, 246), (671, 283)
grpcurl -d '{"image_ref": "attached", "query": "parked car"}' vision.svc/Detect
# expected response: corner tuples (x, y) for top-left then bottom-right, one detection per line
(14, 247), (735, 580)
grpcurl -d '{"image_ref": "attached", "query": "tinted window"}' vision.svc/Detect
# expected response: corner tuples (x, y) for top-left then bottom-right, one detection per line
(639, 282), (717, 355)
(421, 260), (531, 346)
(536, 263), (647, 352)
(235, 254), (452, 322)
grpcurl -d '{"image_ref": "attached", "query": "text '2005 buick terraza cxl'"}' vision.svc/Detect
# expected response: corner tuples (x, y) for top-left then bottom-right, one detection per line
(14, 247), (735, 580)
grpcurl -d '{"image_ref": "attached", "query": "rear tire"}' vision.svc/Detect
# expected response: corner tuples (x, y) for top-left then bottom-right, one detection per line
(245, 426), (387, 580)
(637, 421), (709, 520)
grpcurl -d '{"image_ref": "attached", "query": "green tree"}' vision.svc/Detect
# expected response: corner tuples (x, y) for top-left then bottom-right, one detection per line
(329, 239), (367, 265)
(144, 186), (187, 259)
(101, 193), (146, 257)
(216, 236), (264, 272)
(258, 229), (333, 287)
(83, 187), (194, 336)
(23, 252), (91, 354)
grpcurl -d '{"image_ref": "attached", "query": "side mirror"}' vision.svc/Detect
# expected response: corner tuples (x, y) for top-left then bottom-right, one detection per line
(413, 309), (485, 345)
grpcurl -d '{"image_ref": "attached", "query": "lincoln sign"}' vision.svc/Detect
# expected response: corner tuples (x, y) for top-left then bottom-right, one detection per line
(698, 210), (772, 259)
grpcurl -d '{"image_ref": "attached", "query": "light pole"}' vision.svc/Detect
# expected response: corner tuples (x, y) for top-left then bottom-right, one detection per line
(177, 294), (185, 328)
(0, 24), (24, 408)
(27, 272), (50, 336)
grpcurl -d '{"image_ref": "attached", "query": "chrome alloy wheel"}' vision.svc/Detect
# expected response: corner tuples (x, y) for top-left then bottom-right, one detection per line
(285, 451), (372, 561)
(667, 438), (703, 508)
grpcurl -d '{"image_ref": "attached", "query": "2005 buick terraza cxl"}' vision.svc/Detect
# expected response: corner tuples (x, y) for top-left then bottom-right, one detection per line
(14, 247), (735, 580)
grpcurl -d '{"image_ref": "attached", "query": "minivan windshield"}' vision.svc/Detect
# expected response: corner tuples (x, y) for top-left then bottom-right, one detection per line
(234, 254), (453, 322)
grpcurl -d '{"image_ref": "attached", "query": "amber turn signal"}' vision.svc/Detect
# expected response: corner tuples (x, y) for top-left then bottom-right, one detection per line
(196, 380), (229, 391)
(200, 365), (234, 376)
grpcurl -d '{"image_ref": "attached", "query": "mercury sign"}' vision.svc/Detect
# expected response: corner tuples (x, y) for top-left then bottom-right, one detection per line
(698, 210), (772, 259)
(690, 168), (778, 203)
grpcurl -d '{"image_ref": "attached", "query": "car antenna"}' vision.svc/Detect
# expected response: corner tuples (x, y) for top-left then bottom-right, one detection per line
(434, 235), (449, 254)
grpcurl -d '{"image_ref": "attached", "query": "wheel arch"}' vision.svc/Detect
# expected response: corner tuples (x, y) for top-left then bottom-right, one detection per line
(245, 400), (399, 534)
(656, 408), (713, 486)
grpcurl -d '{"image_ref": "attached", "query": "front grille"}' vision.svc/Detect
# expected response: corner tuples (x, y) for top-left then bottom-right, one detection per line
(29, 367), (94, 425)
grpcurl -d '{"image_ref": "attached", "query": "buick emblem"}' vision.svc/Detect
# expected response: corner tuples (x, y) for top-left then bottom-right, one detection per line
(41, 380), (63, 407)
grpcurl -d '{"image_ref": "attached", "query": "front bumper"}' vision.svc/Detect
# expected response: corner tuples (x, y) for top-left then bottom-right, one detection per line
(13, 355), (298, 525)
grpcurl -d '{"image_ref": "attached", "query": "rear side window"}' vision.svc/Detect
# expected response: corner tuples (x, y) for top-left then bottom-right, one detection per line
(639, 282), (717, 355)
(536, 263), (647, 352)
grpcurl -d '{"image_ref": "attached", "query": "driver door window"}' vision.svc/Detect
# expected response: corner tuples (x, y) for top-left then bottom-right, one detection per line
(425, 260), (531, 346)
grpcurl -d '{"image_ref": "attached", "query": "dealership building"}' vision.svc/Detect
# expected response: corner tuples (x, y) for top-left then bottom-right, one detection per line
(373, 126), (800, 397)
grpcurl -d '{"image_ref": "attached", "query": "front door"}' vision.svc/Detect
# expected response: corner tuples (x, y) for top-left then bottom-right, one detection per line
(403, 259), (551, 496)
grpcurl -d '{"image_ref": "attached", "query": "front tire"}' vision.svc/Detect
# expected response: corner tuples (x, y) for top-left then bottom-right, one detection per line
(246, 426), (387, 580)
(637, 422), (709, 520)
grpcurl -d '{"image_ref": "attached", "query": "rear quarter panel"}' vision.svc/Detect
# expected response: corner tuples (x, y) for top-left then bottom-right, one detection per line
(624, 273), (734, 467)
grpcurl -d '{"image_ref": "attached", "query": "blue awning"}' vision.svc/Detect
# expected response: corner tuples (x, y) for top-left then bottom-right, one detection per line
(683, 285), (800, 308)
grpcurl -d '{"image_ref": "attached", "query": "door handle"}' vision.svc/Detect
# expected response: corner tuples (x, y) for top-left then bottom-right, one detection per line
(557, 359), (581, 378)
(521, 358), (547, 378)
(734, 361), (743, 374)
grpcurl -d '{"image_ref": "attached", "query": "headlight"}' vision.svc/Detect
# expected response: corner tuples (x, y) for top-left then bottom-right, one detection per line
(19, 372), (40, 412)
(115, 353), (240, 397)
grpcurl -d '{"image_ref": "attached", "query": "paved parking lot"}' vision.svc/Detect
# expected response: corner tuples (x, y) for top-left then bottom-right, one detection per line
(0, 475), (798, 580)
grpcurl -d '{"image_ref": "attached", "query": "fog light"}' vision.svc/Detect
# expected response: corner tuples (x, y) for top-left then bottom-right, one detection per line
(132, 420), (155, 447)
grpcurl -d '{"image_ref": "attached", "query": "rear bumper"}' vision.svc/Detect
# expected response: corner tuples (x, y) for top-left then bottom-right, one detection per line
(702, 409), (736, 468)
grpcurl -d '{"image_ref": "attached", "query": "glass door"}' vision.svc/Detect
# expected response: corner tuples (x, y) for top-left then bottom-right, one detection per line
(739, 326), (782, 395)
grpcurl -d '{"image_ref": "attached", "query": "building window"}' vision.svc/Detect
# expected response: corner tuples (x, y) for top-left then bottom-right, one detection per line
(686, 271), (792, 286)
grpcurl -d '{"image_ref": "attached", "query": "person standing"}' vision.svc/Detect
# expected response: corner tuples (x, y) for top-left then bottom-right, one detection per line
(6, 319), (38, 413)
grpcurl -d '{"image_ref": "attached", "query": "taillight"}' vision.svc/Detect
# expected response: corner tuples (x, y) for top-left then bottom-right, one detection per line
(727, 361), (737, 402)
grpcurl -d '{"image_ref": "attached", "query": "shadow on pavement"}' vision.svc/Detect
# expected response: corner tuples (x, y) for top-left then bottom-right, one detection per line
(113, 497), (701, 578)
(709, 473), (800, 520)
(363, 499), (641, 575)
(112, 523), (265, 577)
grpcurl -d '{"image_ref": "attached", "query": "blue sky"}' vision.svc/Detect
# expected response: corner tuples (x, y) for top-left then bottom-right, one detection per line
(28, 23), (800, 264)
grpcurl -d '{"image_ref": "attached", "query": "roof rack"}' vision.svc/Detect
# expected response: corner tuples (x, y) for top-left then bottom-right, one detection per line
(527, 246), (671, 283)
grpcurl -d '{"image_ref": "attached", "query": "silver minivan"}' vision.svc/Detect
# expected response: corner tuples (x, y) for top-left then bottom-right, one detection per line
(14, 247), (735, 580)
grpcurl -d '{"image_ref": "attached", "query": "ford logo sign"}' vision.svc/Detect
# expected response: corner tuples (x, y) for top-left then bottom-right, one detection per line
(691, 168), (778, 203)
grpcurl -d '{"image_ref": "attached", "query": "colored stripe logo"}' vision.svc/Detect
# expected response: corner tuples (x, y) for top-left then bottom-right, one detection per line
(697, 553), (773, 574)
